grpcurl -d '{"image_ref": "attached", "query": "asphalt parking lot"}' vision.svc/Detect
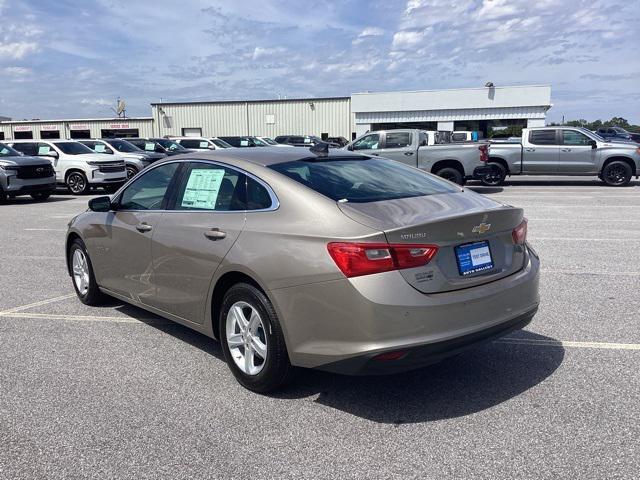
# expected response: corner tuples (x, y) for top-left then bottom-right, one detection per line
(1, 177), (639, 479)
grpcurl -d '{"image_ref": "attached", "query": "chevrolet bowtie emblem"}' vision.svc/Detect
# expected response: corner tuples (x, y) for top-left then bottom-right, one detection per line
(472, 222), (491, 234)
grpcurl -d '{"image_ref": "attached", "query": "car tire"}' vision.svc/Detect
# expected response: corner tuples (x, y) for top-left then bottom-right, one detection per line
(480, 162), (507, 186)
(601, 161), (632, 187)
(219, 283), (295, 393)
(30, 192), (51, 201)
(68, 238), (107, 306)
(435, 167), (464, 185)
(126, 166), (138, 179)
(66, 172), (89, 195)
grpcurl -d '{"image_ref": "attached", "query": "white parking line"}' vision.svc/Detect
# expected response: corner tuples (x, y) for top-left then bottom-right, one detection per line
(496, 338), (640, 350)
(0, 294), (76, 315)
(0, 312), (165, 324)
(542, 269), (640, 277)
(534, 237), (640, 242)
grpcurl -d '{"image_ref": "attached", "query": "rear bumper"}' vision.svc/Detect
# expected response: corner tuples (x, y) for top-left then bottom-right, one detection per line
(271, 248), (540, 373)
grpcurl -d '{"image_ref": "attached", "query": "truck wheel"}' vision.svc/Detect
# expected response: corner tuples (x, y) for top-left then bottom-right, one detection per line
(480, 162), (507, 186)
(435, 167), (464, 185)
(126, 165), (138, 179)
(601, 161), (632, 186)
(66, 172), (89, 194)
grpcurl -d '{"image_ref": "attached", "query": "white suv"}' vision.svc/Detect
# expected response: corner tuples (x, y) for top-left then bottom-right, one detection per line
(172, 137), (229, 151)
(9, 140), (127, 194)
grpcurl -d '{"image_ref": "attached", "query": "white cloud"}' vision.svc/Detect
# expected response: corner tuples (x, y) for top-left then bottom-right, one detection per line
(353, 26), (385, 45)
(4, 66), (31, 75)
(252, 46), (286, 60)
(80, 98), (112, 107)
(391, 30), (426, 48)
(0, 42), (38, 59)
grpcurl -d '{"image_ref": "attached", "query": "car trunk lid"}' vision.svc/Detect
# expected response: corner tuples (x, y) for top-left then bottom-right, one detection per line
(338, 190), (526, 293)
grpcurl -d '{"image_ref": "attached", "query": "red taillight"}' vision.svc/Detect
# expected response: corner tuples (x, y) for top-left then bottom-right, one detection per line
(373, 350), (408, 361)
(512, 218), (528, 244)
(478, 144), (489, 162)
(327, 242), (438, 278)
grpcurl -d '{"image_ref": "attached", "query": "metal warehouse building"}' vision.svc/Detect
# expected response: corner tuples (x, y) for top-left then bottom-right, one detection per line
(0, 85), (551, 141)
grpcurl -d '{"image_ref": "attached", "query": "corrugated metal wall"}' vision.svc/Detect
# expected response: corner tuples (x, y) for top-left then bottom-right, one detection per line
(0, 118), (154, 140)
(153, 98), (354, 139)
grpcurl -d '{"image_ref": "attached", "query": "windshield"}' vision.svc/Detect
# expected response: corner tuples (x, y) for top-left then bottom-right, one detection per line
(251, 137), (268, 146)
(270, 157), (458, 203)
(105, 139), (142, 153)
(260, 137), (278, 145)
(54, 142), (95, 155)
(0, 143), (21, 157)
(211, 138), (233, 148)
(155, 139), (186, 151)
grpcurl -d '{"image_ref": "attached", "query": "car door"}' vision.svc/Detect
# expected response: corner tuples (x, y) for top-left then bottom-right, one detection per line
(378, 131), (417, 166)
(522, 129), (560, 174)
(558, 129), (598, 174)
(90, 162), (181, 302)
(350, 133), (382, 156)
(148, 161), (248, 323)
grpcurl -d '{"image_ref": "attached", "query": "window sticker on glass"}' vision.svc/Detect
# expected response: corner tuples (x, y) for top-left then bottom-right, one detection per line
(38, 146), (51, 155)
(240, 140), (249, 146)
(145, 143), (155, 151)
(304, 138), (311, 143)
(199, 141), (209, 148)
(94, 144), (106, 153)
(181, 169), (225, 209)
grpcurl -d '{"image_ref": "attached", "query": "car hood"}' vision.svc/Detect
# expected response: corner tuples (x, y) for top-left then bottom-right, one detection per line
(0, 155), (53, 166)
(74, 153), (125, 163)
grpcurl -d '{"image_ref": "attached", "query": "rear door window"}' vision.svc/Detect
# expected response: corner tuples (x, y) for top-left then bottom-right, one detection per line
(529, 130), (558, 145)
(384, 132), (412, 149)
(172, 163), (245, 211)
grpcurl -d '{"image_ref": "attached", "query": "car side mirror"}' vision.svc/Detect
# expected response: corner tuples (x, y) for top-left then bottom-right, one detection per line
(44, 150), (59, 158)
(588, 140), (597, 149)
(88, 196), (113, 212)
(347, 145), (354, 151)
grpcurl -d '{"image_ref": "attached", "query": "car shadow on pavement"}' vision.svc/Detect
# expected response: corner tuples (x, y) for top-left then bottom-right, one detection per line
(108, 298), (564, 424)
(467, 178), (639, 189)
(273, 331), (564, 424)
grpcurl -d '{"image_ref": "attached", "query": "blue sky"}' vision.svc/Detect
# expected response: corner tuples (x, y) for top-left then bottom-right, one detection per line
(0, 0), (638, 123)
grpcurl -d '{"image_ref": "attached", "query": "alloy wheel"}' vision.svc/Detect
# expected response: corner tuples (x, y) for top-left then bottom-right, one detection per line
(67, 173), (86, 194)
(225, 301), (268, 376)
(72, 249), (90, 296)
(605, 165), (626, 185)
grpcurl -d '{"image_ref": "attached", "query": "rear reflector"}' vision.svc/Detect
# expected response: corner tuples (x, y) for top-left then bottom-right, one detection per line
(512, 218), (528, 244)
(327, 242), (438, 278)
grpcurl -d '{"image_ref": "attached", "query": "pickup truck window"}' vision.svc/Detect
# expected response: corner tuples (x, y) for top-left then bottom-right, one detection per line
(384, 132), (412, 149)
(562, 130), (592, 146)
(529, 130), (557, 145)
(352, 134), (380, 150)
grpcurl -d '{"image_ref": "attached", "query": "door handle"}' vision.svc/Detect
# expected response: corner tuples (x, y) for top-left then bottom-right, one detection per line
(525, 148), (535, 152)
(135, 223), (153, 233)
(371, 153), (379, 156)
(204, 229), (226, 241)
(561, 148), (572, 152)
(404, 152), (414, 156)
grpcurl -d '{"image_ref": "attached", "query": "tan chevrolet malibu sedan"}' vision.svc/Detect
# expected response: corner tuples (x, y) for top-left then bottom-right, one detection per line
(66, 145), (540, 392)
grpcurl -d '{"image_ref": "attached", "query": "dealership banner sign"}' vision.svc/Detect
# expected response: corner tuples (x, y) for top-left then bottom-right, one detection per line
(40, 124), (59, 131)
(109, 123), (130, 129)
(69, 124), (89, 130)
(14, 125), (32, 132)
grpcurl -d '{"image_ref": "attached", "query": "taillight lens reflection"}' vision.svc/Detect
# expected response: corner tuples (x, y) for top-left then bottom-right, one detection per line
(327, 242), (438, 278)
(512, 218), (528, 245)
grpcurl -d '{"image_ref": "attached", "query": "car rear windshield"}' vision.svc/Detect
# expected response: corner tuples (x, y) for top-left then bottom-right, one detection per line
(106, 139), (141, 152)
(269, 157), (458, 203)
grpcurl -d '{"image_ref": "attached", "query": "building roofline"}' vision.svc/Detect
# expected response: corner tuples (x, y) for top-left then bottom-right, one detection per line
(351, 84), (551, 96)
(0, 117), (154, 125)
(151, 96), (350, 106)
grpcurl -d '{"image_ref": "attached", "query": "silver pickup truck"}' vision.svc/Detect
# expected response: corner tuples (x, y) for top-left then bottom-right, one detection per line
(484, 126), (640, 186)
(343, 129), (491, 185)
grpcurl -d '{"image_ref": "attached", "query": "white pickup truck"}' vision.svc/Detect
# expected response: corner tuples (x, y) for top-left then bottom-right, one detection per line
(343, 129), (491, 185)
(484, 126), (640, 186)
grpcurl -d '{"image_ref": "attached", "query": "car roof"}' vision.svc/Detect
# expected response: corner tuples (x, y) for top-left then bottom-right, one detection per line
(155, 146), (368, 168)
